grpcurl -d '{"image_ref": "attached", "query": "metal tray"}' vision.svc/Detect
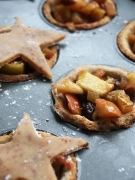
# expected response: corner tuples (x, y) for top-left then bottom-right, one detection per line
(0, 0), (135, 179)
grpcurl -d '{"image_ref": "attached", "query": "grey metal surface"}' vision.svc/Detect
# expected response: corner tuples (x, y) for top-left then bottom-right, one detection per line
(0, 0), (135, 179)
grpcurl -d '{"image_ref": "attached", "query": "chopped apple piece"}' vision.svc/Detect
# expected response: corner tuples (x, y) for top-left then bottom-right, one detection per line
(56, 79), (83, 94)
(95, 98), (122, 119)
(104, 0), (117, 17)
(119, 76), (128, 90)
(115, 90), (134, 114)
(92, 69), (106, 79)
(66, 22), (76, 32)
(0, 62), (25, 75)
(105, 90), (134, 114)
(76, 70), (114, 96)
(104, 90), (118, 103)
(72, 12), (84, 24)
(126, 72), (135, 90)
(87, 90), (100, 103)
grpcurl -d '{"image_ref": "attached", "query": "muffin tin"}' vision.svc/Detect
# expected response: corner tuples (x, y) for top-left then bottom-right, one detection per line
(0, 0), (135, 180)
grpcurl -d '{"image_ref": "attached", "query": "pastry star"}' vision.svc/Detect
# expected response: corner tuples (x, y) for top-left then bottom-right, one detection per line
(0, 17), (66, 79)
(0, 113), (88, 180)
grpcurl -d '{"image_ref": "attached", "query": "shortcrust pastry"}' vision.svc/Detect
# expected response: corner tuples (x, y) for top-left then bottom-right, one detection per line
(0, 17), (66, 82)
(0, 113), (88, 180)
(42, 0), (117, 32)
(117, 20), (135, 61)
(52, 65), (135, 131)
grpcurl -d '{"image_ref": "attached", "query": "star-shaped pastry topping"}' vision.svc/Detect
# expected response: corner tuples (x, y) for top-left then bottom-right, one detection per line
(0, 113), (88, 179)
(0, 17), (66, 79)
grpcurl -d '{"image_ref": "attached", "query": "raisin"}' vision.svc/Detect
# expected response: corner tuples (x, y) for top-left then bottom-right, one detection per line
(114, 80), (120, 90)
(77, 94), (87, 102)
(81, 101), (95, 120)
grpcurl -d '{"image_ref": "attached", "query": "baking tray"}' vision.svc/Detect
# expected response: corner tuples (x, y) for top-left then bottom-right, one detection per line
(0, 0), (135, 180)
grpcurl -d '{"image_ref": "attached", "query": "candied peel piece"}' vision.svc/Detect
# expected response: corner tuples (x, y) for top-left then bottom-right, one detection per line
(42, 0), (117, 32)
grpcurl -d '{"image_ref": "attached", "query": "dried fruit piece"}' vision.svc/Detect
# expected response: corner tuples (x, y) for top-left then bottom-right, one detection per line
(105, 90), (134, 114)
(87, 90), (100, 103)
(104, 90), (117, 103)
(81, 101), (95, 120)
(42, 48), (55, 59)
(78, 1), (99, 15)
